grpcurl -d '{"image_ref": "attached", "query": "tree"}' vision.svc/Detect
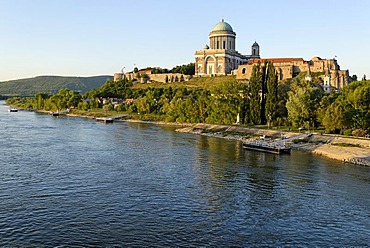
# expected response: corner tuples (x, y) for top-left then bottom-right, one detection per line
(248, 63), (262, 124)
(206, 81), (247, 124)
(322, 103), (346, 133)
(170, 63), (195, 75)
(317, 93), (338, 125)
(260, 62), (268, 124)
(33, 92), (49, 109)
(67, 91), (82, 108)
(286, 81), (323, 128)
(135, 90), (156, 114)
(265, 63), (279, 125)
(345, 80), (370, 130)
(103, 103), (113, 112)
(350, 74), (358, 82)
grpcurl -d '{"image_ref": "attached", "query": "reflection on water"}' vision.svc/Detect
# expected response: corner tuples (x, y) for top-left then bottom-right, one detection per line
(0, 102), (369, 246)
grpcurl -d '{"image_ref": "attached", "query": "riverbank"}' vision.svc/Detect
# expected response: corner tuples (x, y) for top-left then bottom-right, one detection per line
(176, 123), (370, 167)
(10, 105), (370, 167)
(63, 111), (370, 166)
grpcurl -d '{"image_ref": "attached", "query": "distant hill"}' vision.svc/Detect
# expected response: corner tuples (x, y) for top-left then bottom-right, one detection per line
(0, 75), (113, 96)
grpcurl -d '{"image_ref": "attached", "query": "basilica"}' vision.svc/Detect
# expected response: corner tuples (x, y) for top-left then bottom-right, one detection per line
(194, 19), (350, 91)
(194, 19), (260, 76)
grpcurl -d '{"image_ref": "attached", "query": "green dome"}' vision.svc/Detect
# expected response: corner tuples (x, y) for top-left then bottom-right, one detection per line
(212, 19), (233, 32)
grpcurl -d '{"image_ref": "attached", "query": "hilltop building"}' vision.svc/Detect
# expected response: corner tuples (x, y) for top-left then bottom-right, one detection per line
(194, 19), (260, 76)
(235, 57), (349, 91)
(194, 19), (350, 91)
(114, 19), (350, 92)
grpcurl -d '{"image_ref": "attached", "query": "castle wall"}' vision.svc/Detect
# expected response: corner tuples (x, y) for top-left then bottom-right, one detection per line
(235, 57), (349, 90)
(114, 72), (191, 83)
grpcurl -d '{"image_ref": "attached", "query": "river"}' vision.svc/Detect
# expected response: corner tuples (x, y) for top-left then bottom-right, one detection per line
(0, 101), (369, 247)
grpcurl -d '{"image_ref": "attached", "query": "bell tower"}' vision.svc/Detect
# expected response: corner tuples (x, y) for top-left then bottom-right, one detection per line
(251, 41), (260, 58)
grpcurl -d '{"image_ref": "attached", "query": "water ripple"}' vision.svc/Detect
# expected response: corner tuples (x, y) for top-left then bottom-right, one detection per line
(0, 102), (369, 246)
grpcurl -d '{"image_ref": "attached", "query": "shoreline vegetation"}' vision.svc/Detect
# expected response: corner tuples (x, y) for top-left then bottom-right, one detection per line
(36, 107), (370, 167)
(4, 72), (369, 167)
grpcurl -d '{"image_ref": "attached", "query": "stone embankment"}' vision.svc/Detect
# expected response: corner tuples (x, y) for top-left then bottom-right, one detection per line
(176, 123), (370, 167)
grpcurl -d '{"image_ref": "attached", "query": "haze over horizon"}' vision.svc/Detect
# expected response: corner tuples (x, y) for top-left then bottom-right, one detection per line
(1, 0), (369, 82)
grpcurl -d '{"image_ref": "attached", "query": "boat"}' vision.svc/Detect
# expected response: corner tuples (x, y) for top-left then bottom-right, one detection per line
(96, 117), (114, 123)
(8, 108), (18, 112)
(49, 112), (59, 116)
(242, 139), (291, 155)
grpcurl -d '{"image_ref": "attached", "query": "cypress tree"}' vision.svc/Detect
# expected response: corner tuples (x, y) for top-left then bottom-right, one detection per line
(265, 63), (279, 124)
(249, 63), (262, 124)
(260, 62), (268, 124)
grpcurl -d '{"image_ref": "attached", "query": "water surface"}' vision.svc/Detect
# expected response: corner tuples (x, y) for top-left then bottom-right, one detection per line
(0, 102), (369, 247)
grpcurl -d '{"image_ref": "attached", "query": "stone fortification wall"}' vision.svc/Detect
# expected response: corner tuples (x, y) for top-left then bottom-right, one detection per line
(149, 73), (192, 83)
(234, 57), (349, 89)
(114, 72), (192, 83)
(114, 73), (124, 82)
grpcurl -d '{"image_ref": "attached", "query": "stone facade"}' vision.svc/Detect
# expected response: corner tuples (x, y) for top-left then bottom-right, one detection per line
(195, 19), (350, 91)
(234, 57), (349, 91)
(114, 71), (191, 84)
(194, 19), (260, 76)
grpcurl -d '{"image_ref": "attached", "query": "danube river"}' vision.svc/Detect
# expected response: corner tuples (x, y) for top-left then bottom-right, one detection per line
(1, 101), (369, 247)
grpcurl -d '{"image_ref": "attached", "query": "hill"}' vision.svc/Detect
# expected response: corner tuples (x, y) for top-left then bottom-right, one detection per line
(0, 75), (113, 96)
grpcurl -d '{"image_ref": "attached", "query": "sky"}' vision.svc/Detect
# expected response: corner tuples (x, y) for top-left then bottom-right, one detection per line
(1, 0), (369, 81)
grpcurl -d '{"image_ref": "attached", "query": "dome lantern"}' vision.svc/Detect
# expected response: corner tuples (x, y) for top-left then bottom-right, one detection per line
(211, 19), (234, 32)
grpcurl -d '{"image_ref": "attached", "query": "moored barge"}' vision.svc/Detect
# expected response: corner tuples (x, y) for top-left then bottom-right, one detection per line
(242, 140), (291, 155)
(96, 117), (114, 123)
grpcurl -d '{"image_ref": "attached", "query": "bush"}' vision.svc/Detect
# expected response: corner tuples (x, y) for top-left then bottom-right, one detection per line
(115, 103), (127, 112)
(352, 129), (367, 137)
(128, 104), (137, 113)
(342, 129), (352, 136)
(103, 104), (113, 112)
(332, 143), (360, 148)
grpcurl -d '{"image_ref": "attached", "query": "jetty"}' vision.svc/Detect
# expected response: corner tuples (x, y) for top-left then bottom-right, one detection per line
(96, 114), (127, 123)
(243, 140), (291, 154)
(49, 109), (70, 117)
(243, 133), (312, 155)
(96, 117), (114, 123)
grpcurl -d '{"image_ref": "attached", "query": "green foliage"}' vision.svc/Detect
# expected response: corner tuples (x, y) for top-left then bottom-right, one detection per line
(142, 63), (195, 75)
(151, 67), (170, 74)
(265, 63), (279, 123)
(332, 143), (361, 147)
(6, 97), (33, 109)
(87, 79), (133, 99)
(206, 81), (247, 124)
(43, 88), (82, 111)
(248, 63), (262, 124)
(321, 103), (346, 133)
(286, 81), (323, 128)
(103, 104), (114, 112)
(6, 88), (82, 111)
(320, 80), (370, 134)
(6, 70), (369, 136)
(78, 101), (89, 110)
(136, 91), (156, 114)
(170, 63), (195, 75)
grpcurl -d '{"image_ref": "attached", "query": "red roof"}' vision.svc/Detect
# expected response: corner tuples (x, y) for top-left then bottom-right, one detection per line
(248, 58), (304, 65)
